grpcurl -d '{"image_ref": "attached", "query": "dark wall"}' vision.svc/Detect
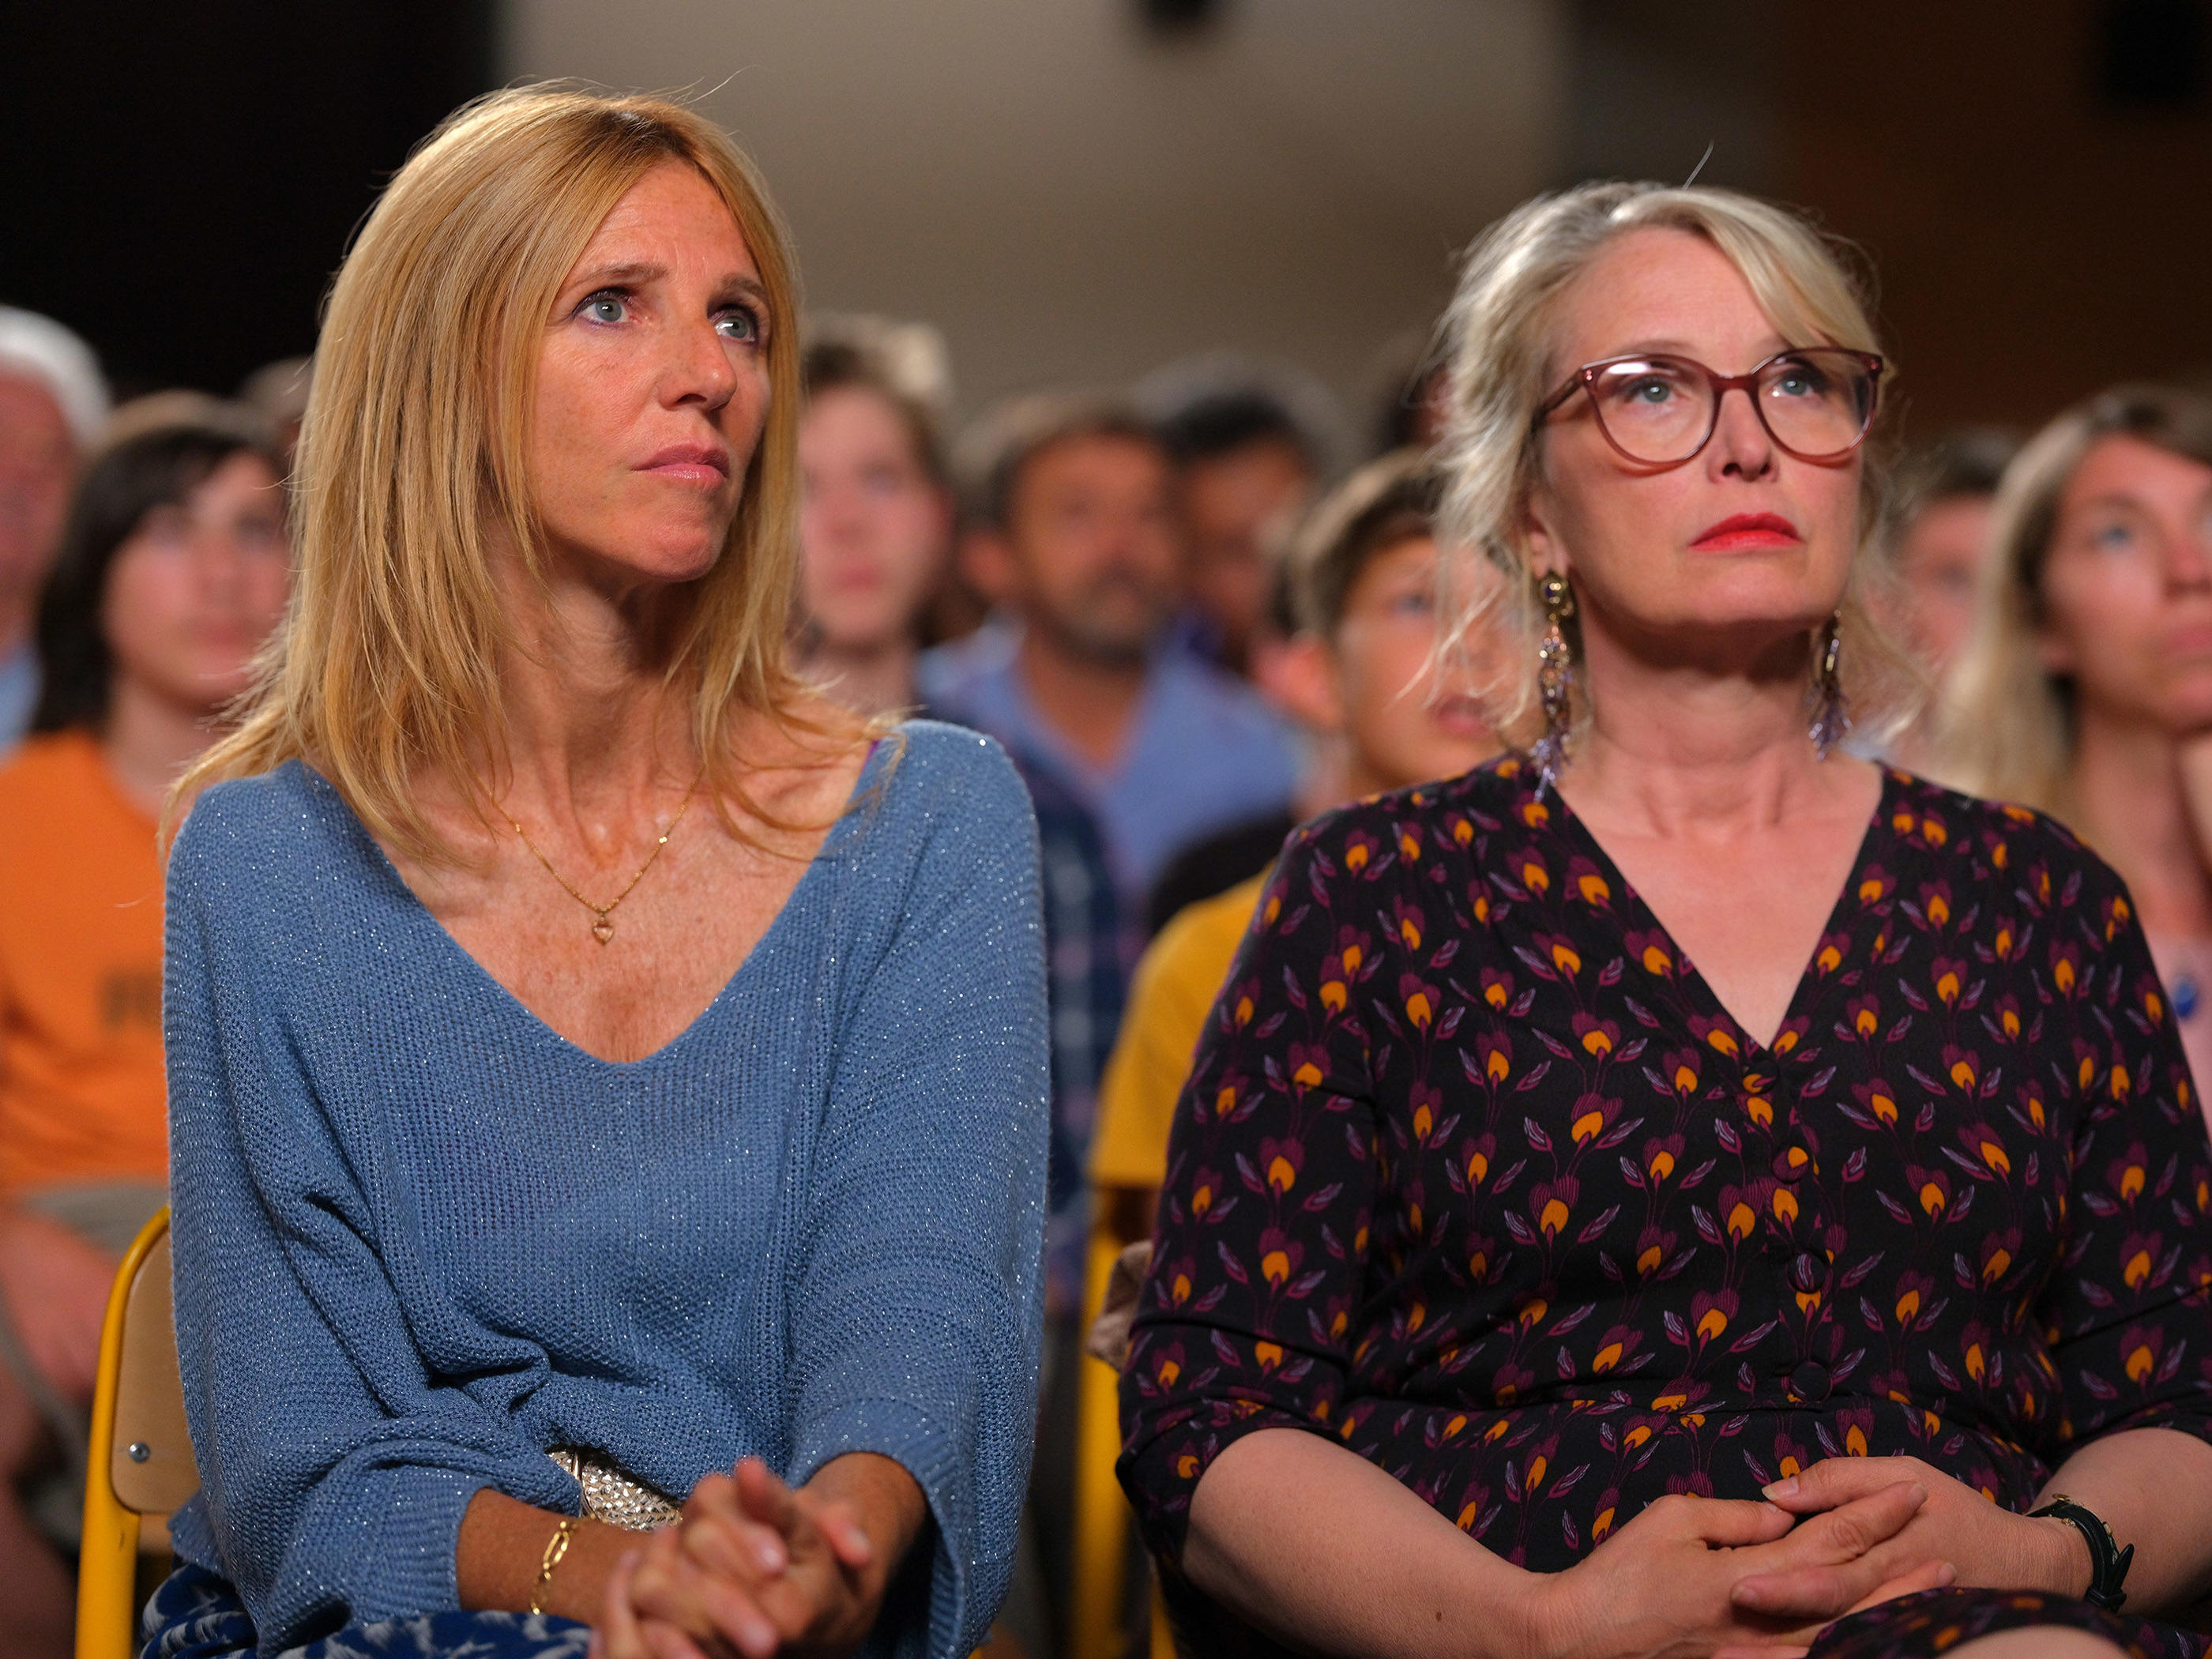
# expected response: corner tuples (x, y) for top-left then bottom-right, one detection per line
(1563, 1), (2212, 438)
(0, 1), (495, 399)
(1785, 0), (2212, 434)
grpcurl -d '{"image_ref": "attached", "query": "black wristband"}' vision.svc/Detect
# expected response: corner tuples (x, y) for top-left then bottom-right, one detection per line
(2029, 1495), (2134, 1612)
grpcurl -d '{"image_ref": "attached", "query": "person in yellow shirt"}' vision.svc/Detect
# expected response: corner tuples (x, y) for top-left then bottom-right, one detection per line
(0, 401), (288, 1653)
(1092, 449), (1505, 1251)
(1070, 453), (1503, 1657)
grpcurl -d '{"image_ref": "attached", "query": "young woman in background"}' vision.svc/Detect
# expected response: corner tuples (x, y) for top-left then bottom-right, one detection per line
(1941, 386), (2212, 1121)
(0, 404), (288, 1658)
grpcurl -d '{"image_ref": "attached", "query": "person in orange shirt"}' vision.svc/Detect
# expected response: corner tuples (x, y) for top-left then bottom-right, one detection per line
(0, 401), (288, 1653)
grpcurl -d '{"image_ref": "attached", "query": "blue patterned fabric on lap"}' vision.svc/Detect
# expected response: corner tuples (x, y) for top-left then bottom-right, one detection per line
(142, 1563), (592, 1659)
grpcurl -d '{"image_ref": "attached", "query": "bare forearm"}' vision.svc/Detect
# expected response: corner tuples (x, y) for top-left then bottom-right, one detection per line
(1184, 1428), (1543, 1659)
(2040, 1428), (2212, 1613)
(457, 1488), (632, 1621)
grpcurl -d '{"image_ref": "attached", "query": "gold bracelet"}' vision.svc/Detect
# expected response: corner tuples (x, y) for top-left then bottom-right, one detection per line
(530, 1516), (580, 1616)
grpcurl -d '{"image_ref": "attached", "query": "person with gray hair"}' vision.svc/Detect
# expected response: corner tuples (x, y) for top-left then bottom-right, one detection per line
(1119, 179), (2212, 1659)
(0, 309), (110, 751)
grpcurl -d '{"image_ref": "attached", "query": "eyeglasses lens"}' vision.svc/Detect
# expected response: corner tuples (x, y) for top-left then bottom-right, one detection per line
(1587, 353), (1875, 463)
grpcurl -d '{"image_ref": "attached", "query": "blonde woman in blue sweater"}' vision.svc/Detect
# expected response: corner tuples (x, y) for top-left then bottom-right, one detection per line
(151, 89), (1048, 1659)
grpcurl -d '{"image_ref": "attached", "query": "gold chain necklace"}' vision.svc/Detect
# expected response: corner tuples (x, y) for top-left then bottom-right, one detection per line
(498, 771), (704, 946)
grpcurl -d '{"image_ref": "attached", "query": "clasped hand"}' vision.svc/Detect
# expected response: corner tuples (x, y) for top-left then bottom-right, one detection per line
(1539, 1454), (2084, 1659)
(592, 1460), (890, 1659)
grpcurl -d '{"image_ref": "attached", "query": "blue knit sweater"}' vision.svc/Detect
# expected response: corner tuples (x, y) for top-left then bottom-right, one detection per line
(161, 723), (1049, 1657)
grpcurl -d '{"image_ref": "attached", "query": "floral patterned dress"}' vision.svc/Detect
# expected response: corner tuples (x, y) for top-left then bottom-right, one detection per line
(1118, 758), (2212, 1657)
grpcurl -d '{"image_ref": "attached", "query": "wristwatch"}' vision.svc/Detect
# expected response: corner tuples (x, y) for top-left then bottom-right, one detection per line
(2029, 1494), (2134, 1611)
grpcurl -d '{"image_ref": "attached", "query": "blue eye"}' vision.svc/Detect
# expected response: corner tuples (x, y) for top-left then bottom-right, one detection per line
(1768, 359), (1832, 401)
(717, 305), (762, 344)
(2090, 521), (2135, 551)
(581, 291), (629, 325)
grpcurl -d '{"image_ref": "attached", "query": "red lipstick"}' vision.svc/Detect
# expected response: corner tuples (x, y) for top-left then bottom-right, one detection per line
(1691, 512), (1801, 551)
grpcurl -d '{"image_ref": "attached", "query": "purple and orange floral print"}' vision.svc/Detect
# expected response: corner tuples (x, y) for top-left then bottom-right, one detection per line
(1119, 758), (2212, 1654)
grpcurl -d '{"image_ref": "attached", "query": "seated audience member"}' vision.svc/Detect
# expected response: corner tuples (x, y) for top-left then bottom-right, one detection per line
(1880, 427), (2018, 768)
(1121, 182), (2212, 1659)
(0, 310), (109, 750)
(795, 318), (958, 717)
(1146, 371), (1320, 675)
(0, 401), (288, 1657)
(149, 88), (1047, 1659)
(1093, 451), (1500, 1223)
(1940, 387), (2212, 1123)
(920, 396), (1300, 905)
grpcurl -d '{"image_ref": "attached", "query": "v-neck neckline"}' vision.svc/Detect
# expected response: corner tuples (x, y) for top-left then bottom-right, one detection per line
(1547, 766), (1896, 1061)
(303, 739), (889, 1072)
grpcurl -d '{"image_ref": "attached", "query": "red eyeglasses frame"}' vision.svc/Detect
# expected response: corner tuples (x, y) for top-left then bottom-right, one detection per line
(1533, 347), (1888, 467)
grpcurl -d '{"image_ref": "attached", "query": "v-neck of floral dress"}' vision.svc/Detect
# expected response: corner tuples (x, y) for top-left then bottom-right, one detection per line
(1119, 755), (2212, 1608)
(1549, 769), (1886, 1064)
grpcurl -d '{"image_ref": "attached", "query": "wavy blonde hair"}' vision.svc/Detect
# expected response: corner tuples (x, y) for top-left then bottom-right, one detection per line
(182, 85), (848, 860)
(1936, 384), (2212, 819)
(1434, 180), (1916, 745)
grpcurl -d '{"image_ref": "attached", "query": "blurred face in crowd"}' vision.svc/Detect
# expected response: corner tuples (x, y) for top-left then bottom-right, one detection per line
(1180, 436), (1311, 668)
(529, 162), (769, 589)
(0, 371), (77, 619)
(798, 383), (953, 653)
(1525, 228), (1864, 663)
(103, 450), (292, 717)
(994, 433), (1180, 665)
(1288, 534), (1498, 796)
(1891, 492), (1995, 678)
(2037, 434), (2212, 735)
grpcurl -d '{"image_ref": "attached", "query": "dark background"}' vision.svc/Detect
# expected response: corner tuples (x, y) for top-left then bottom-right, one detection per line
(2, 0), (2208, 435)
(0, 0), (494, 400)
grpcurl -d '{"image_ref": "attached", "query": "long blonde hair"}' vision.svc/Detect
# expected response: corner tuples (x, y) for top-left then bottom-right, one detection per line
(183, 85), (845, 860)
(1434, 180), (1917, 743)
(1937, 384), (2212, 819)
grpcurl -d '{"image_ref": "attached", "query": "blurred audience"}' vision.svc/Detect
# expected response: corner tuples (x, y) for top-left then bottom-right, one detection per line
(1147, 375), (1319, 675)
(923, 394), (1299, 905)
(0, 402), (288, 1653)
(1888, 428), (2020, 672)
(1093, 450), (1499, 1228)
(1880, 427), (2019, 766)
(0, 310), (109, 753)
(922, 395), (1303, 1653)
(1940, 384), (2212, 1115)
(794, 320), (958, 717)
(1141, 580), (1307, 934)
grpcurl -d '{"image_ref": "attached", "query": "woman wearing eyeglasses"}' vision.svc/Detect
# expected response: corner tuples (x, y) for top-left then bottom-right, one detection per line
(1117, 182), (2212, 1659)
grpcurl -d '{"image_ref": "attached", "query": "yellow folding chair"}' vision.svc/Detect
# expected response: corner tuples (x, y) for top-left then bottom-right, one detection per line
(77, 1206), (194, 1659)
(1071, 1187), (1172, 1659)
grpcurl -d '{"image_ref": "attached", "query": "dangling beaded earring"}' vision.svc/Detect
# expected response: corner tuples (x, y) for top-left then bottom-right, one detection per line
(1532, 571), (1576, 795)
(1809, 613), (1849, 758)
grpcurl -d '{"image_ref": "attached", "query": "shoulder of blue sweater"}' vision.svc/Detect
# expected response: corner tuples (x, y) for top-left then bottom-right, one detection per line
(171, 761), (352, 871)
(876, 718), (1025, 805)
